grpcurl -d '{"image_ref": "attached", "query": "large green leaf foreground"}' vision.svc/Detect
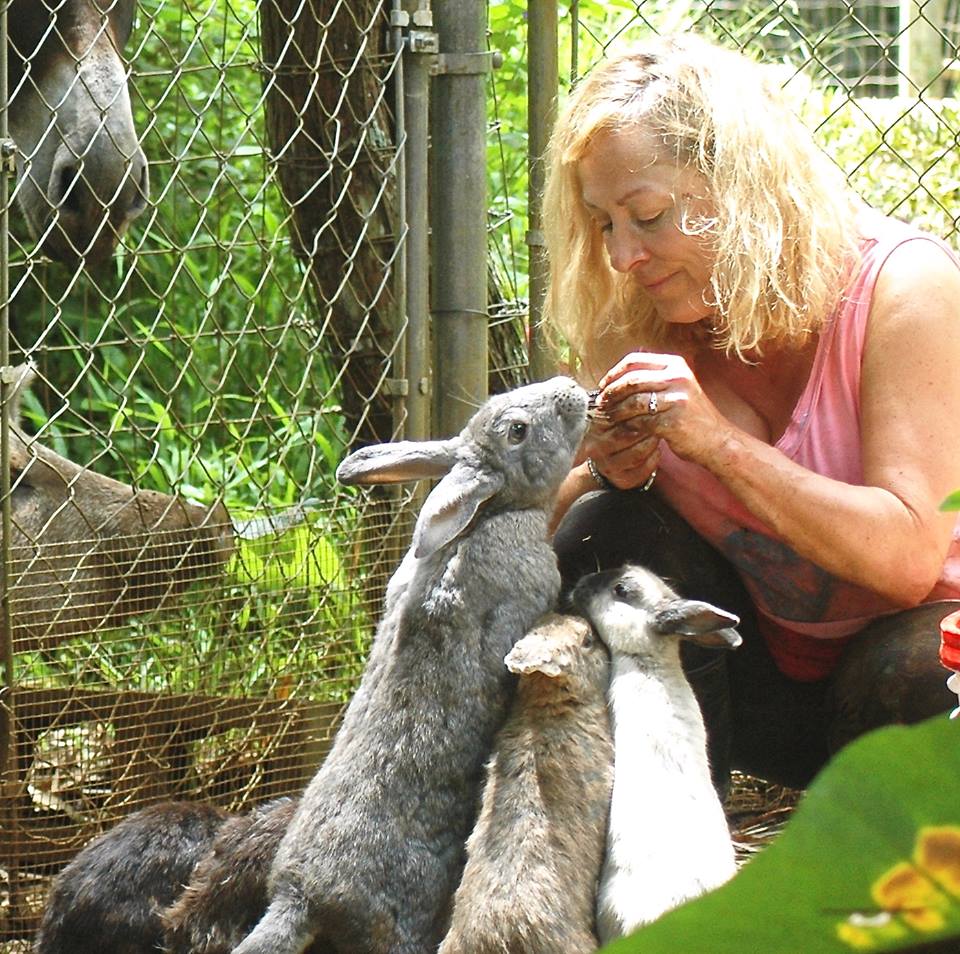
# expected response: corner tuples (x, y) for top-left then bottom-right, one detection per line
(602, 714), (960, 953)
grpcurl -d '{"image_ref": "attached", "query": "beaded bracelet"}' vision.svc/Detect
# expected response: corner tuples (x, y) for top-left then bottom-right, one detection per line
(586, 457), (615, 491)
(586, 458), (657, 493)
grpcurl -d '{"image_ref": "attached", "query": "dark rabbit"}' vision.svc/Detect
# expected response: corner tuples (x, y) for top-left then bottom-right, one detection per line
(34, 801), (232, 954)
(232, 377), (588, 954)
(162, 798), (301, 954)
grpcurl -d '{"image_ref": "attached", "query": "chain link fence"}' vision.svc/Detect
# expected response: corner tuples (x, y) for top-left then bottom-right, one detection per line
(0, 0), (957, 944)
(0, 0), (415, 939)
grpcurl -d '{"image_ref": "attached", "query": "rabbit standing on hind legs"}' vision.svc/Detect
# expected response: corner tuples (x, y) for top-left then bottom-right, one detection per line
(438, 613), (614, 954)
(572, 563), (742, 942)
(232, 377), (589, 954)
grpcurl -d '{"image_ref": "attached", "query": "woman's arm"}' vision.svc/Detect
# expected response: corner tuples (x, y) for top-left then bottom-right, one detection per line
(595, 240), (960, 607)
(548, 463), (598, 535)
(548, 419), (662, 534)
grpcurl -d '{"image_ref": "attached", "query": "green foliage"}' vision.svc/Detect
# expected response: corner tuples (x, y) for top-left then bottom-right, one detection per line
(603, 714), (960, 953)
(9, 0), (372, 701)
(19, 511), (372, 702)
(806, 93), (960, 241)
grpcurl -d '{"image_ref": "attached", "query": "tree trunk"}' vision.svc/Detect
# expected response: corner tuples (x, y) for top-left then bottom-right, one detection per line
(259, 0), (399, 446)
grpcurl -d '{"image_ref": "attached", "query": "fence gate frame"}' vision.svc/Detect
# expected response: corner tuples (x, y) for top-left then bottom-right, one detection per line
(0, 0), (17, 907)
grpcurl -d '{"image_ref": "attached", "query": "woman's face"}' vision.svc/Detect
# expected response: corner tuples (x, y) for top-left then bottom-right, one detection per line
(578, 126), (718, 326)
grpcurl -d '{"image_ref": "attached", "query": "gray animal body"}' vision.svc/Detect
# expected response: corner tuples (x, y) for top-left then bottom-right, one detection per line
(233, 377), (589, 954)
(5, 365), (233, 654)
(8, 0), (147, 264)
(163, 798), (303, 954)
(572, 564), (742, 941)
(34, 801), (232, 954)
(438, 613), (614, 954)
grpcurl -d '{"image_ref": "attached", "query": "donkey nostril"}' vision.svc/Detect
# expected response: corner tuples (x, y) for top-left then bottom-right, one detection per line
(53, 162), (83, 216)
(128, 157), (149, 217)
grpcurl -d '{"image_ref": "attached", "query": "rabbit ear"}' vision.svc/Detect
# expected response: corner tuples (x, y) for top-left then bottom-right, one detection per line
(504, 639), (568, 678)
(412, 463), (504, 559)
(5, 362), (36, 425)
(653, 600), (742, 649)
(336, 439), (458, 486)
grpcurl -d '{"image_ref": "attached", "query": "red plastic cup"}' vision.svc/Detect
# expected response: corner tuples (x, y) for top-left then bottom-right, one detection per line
(940, 609), (960, 671)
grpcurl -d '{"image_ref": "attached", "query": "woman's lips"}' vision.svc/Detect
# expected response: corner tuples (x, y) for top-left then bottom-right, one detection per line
(641, 272), (676, 293)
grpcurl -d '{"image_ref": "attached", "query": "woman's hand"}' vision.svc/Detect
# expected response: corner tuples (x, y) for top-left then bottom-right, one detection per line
(594, 351), (732, 466)
(581, 417), (661, 491)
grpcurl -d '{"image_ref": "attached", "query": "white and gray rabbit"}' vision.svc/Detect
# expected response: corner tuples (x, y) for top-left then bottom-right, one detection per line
(232, 377), (589, 954)
(438, 612), (614, 954)
(572, 563), (741, 941)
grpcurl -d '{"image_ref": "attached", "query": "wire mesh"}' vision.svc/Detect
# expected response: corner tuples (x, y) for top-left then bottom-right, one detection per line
(0, 0), (407, 941)
(485, 0), (960, 396)
(570, 0), (959, 242)
(1, 0), (958, 944)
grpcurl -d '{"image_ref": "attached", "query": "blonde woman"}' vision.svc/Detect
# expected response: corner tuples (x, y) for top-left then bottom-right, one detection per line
(548, 34), (960, 789)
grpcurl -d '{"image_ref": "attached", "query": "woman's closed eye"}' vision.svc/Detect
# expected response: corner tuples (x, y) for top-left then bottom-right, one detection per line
(594, 211), (666, 235)
(630, 210), (665, 229)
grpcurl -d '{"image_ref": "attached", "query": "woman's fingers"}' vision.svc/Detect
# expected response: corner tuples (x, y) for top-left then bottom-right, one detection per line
(603, 441), (661, 491)
(598, 351), (672, 390)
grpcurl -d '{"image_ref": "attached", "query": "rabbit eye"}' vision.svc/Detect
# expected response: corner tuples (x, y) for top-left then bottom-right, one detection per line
(507, 421), (528, 444)
(581, 631), (595, 649)
(613, 582), (628, 599)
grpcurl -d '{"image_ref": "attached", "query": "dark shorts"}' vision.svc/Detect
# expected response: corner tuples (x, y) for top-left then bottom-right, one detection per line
(553, 488), (959, 790)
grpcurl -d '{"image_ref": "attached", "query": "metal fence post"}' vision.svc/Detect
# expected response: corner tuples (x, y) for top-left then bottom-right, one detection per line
(398, 0), (434, 443)
(429, 0), (488, 437)
(527, 0), (560, 381)
(899, 0), (948, 96)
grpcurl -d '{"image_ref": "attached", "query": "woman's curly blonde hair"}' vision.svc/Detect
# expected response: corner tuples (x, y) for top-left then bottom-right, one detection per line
(542, 33), (864, 381)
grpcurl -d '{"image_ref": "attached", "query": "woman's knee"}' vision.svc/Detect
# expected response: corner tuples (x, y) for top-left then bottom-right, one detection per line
(827, 600), (960, 753)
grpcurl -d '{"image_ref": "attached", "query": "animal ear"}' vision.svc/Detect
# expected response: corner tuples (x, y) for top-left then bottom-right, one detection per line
(653, 600), (742, 649)
(412, 464), (504, 559)
(336, 439), (458, 486)
(504, 640), (567, 678)
(5, 363), (36, 425)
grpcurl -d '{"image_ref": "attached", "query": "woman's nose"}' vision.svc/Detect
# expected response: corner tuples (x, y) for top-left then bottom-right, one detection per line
(606, 226), (651, 273)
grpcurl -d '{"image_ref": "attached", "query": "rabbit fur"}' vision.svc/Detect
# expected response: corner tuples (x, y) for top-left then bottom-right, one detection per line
(571, 563), (741, 942)
(162, 798), (305, 954)
(232, 377), (588, 954)
(437, 612), (614, 954)
(34, 801), (233, 954)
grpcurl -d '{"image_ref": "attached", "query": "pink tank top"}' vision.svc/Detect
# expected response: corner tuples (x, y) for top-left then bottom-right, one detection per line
(657, 213), (960, 681)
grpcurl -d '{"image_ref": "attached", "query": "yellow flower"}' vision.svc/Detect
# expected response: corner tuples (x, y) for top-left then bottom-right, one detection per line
(916, 827), (960, 897)
(872, 860), (947, 932)
(836, 826), (960, 949)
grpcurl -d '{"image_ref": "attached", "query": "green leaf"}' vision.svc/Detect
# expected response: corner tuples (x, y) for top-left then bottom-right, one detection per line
(604, 715), (960, 953)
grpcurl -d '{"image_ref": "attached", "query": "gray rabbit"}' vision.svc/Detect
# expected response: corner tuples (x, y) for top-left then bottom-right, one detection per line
(232, 377), (589, 954)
